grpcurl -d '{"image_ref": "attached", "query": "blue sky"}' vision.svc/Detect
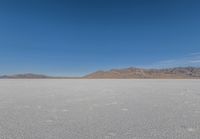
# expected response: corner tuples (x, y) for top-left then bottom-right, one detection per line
(0, 0), (200, 76)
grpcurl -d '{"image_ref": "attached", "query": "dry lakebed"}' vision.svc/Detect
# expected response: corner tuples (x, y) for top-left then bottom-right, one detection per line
(0, 79), (200, 139)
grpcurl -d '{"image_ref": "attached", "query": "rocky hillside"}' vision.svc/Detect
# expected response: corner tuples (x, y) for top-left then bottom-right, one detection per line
(0, 73), (50, 79)
(84, 67), (200, 79)
(1, 67), (200, 79)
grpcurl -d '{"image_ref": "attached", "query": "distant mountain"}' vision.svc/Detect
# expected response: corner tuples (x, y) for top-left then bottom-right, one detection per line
(84, 67), (200, 79)
(0, 73), (81, 79)
(1, 67), (200, 79)
(0, 73), (50, 79)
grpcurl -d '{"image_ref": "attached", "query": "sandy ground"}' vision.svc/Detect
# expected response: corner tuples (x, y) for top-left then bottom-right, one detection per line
(0, 79), (200, 139)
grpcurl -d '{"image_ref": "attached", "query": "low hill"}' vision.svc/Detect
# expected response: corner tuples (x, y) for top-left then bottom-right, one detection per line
(1, 67), (200, 79)
(0, 73), (50, 79)
(84, 67), (200, 79)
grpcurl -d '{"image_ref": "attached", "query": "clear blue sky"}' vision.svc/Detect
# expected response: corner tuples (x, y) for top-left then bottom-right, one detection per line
(0, 0), (200, 76)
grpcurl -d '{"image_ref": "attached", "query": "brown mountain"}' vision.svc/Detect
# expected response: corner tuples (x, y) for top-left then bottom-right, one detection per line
(1, 67), (200, 79)
(84, 67), (200, 79)
(0, 73), (50, 79)
(0, 73), (80, 79)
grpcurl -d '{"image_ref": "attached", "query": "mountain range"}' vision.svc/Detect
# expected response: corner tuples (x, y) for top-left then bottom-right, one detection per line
(84, 67), (200, 79)
(0, 73), (50, 79)
(1, 67), (200, 79)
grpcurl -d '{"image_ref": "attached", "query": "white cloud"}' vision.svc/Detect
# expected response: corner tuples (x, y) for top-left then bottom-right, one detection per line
(189, 52), (200, 56)
(189, 60), (200, 63)
(146, 52), (200, 68)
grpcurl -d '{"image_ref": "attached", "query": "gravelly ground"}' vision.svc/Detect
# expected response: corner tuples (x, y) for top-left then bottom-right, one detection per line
(0, 79), (200, 139)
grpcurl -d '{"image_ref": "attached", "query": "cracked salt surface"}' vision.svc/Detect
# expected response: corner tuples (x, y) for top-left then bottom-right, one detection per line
(0, 79), (200, 139)
(187, 128), (196, 132)
(121, 108), (129, 111)
(45, 119), (54, 123)
(61, 109), (69, 112)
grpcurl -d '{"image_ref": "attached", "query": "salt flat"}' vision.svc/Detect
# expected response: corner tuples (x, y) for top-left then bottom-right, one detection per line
(0, 79), (200, 139)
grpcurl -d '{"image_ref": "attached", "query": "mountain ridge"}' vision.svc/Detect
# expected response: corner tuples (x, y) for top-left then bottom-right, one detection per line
(84, 67), (200, 79)
(1, 67), (200, 79)
(0, 73), (51, 79)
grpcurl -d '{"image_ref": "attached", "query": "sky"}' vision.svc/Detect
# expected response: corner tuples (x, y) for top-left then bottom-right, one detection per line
(0, 0), (200, 76)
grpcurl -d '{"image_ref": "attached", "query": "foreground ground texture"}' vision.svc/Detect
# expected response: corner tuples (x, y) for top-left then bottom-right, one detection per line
(0, 79), (200, 139)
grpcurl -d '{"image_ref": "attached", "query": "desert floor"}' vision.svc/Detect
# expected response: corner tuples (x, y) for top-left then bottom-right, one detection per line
(0, 79), (200, 139)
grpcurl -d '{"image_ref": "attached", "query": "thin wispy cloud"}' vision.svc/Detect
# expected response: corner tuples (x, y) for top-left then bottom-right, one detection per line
(189, 60), (200, 63)
(189, 52), (200, 56)
(146, 52), (200, 69)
